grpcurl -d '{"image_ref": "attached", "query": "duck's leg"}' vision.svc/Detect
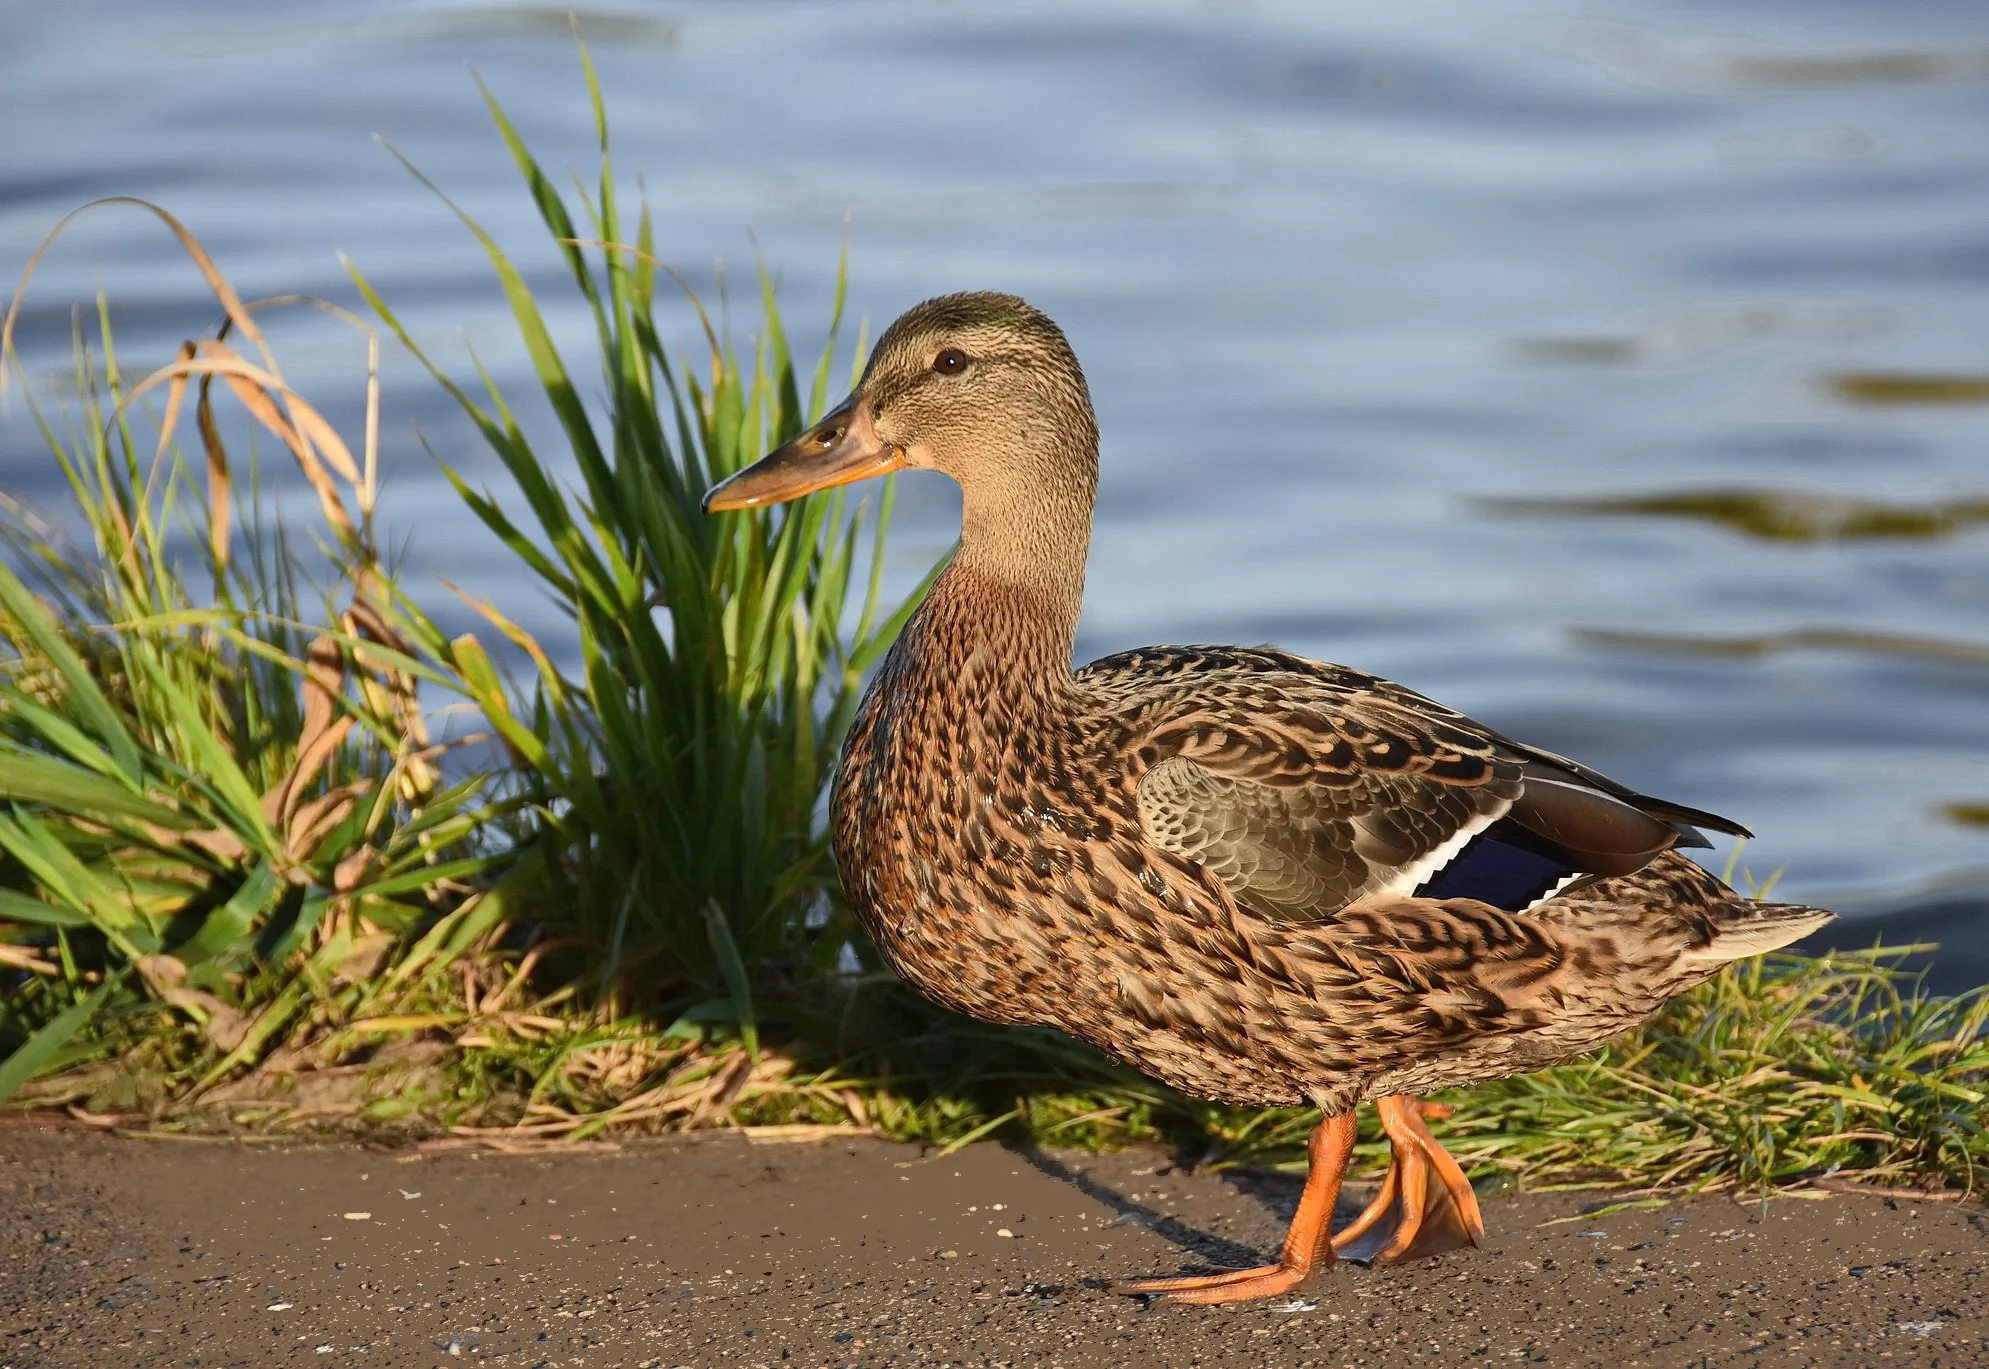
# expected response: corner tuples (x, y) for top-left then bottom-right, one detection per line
(1331, 1095), (1484, 1264)
(1114, 1111), (1358, 1305)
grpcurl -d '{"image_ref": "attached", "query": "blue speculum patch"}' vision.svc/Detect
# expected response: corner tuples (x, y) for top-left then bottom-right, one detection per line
(1417, 830), (1578, 913)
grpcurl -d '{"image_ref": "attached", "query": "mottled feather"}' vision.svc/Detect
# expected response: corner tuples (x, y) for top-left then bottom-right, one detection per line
(833, 584), (1832, 1112)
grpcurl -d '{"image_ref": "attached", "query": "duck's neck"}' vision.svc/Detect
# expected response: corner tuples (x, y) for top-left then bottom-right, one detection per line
(916, 453), (1096, 686)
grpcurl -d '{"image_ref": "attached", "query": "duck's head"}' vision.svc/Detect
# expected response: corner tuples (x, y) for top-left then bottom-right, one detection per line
(702, 291), (1098, 517)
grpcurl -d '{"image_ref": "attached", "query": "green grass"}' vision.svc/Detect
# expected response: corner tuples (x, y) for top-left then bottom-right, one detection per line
(0, 229), (517, 1120)
(1437, 946), (1988, 1193)
(347, 51), (931, 1042)
(0, 48), (1984, 1197)
(752, 943), (1989, 1197)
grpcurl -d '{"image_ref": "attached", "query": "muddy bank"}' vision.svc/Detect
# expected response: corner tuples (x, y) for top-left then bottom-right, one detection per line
(4, 1123), (1984, 1368)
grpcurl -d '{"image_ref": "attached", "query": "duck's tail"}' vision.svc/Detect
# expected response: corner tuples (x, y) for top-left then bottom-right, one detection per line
(1681, 901), (1835, 966)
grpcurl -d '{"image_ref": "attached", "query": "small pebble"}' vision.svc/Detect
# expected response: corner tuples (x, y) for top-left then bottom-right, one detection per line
(342, 1212), (371, 1221)
(996, 1228), (1015, 1238)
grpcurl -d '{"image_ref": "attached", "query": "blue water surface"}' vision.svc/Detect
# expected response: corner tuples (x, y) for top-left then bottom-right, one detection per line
(4, 0), (1987, 977)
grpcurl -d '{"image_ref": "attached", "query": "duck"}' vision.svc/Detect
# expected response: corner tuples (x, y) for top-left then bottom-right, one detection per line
(703, 291), (1834, 1305)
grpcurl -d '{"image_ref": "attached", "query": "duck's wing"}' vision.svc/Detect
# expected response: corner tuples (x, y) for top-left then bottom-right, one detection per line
(1080, 646), (1746, 923)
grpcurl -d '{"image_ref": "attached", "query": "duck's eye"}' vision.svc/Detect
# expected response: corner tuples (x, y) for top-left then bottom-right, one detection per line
(932, 348), (970, 376)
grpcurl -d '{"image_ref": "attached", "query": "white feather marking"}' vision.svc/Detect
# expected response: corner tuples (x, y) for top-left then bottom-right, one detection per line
(1519, 870), (1585, 913)
(1375, 805), (1504, 897)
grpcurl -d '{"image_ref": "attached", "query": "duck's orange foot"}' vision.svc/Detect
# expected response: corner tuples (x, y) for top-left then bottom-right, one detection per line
(1332, 1094), (1485, 1266)
(1113, 1260), (1319, 1306)
(1114, 1111), (1360, 1307)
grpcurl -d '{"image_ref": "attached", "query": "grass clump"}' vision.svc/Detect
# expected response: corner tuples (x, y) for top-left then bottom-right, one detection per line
(0, 207), (515, 1124)
(1441, 946), (1988, 1193)
(0, 52), (935, 1141)
(349, 54), (927, 1042)
(0, 50), (1983, 1197)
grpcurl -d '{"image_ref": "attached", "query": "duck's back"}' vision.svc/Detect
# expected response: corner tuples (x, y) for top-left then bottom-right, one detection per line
(1076, 644), (1757, 921)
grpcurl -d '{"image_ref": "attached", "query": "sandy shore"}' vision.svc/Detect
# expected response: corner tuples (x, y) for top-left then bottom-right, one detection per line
(4, 1122), (1983, 1368)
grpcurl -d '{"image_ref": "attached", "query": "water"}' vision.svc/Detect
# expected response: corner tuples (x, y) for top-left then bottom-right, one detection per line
(4, 1), (1987, 980)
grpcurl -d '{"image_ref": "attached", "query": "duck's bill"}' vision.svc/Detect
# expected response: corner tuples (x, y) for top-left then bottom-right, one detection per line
(702, 394), (903, 512)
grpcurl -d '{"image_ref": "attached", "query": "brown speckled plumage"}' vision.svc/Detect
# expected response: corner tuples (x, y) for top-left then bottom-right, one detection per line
(709, 290), (1834, 1299)
(833, 578), (1822, 1113)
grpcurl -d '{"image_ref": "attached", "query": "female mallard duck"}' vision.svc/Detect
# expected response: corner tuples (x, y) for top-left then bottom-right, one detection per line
(704, 292), (1833, 1305)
